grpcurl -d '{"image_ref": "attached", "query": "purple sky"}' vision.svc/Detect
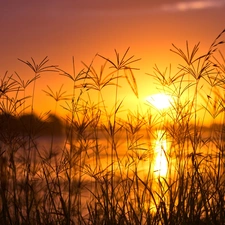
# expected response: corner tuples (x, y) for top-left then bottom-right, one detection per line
(1, 0), (224, 68)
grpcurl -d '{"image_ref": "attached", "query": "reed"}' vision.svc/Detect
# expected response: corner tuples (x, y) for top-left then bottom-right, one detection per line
(0, 29), (225, 224)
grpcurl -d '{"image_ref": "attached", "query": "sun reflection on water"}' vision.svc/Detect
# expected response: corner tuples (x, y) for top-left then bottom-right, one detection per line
(153, 130), (168, 178)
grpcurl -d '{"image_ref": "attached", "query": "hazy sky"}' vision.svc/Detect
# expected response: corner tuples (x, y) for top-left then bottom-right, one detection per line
(0, 0), (225, 115)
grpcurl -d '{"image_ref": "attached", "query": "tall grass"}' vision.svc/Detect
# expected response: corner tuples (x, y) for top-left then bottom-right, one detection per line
(0, 29), (225, 224)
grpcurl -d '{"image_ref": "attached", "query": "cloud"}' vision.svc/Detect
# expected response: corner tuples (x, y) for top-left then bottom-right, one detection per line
(161, 0), (225, 12)
(78, 0), (225, 16)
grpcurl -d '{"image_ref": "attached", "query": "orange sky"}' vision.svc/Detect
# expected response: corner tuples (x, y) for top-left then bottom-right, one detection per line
(0, 0), (225, 119)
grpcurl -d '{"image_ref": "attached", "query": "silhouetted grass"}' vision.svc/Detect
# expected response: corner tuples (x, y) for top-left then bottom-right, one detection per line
(0, 29), (225, 224)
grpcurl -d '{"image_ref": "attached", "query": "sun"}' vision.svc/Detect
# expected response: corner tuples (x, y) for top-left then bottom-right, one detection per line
(146, 93), (172, 110)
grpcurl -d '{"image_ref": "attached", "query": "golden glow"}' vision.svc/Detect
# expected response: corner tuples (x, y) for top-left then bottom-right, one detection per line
(146, 93), (172, 110)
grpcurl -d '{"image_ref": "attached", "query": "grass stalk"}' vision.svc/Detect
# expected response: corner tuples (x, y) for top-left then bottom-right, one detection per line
(0, 30), (225, 224)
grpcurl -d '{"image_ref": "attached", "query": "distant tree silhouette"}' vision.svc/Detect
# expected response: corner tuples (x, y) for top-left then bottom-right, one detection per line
(0, 112), (64, 138)
(18, 113), (45, 136)
(44, 113), (64, 136)
(0, 112), (19, 143)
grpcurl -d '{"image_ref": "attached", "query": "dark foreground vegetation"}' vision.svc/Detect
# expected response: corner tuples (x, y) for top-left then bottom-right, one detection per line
(0, 29), (225, 224)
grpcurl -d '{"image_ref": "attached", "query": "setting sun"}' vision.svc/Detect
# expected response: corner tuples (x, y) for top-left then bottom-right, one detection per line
(146, 93), (173, 110)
